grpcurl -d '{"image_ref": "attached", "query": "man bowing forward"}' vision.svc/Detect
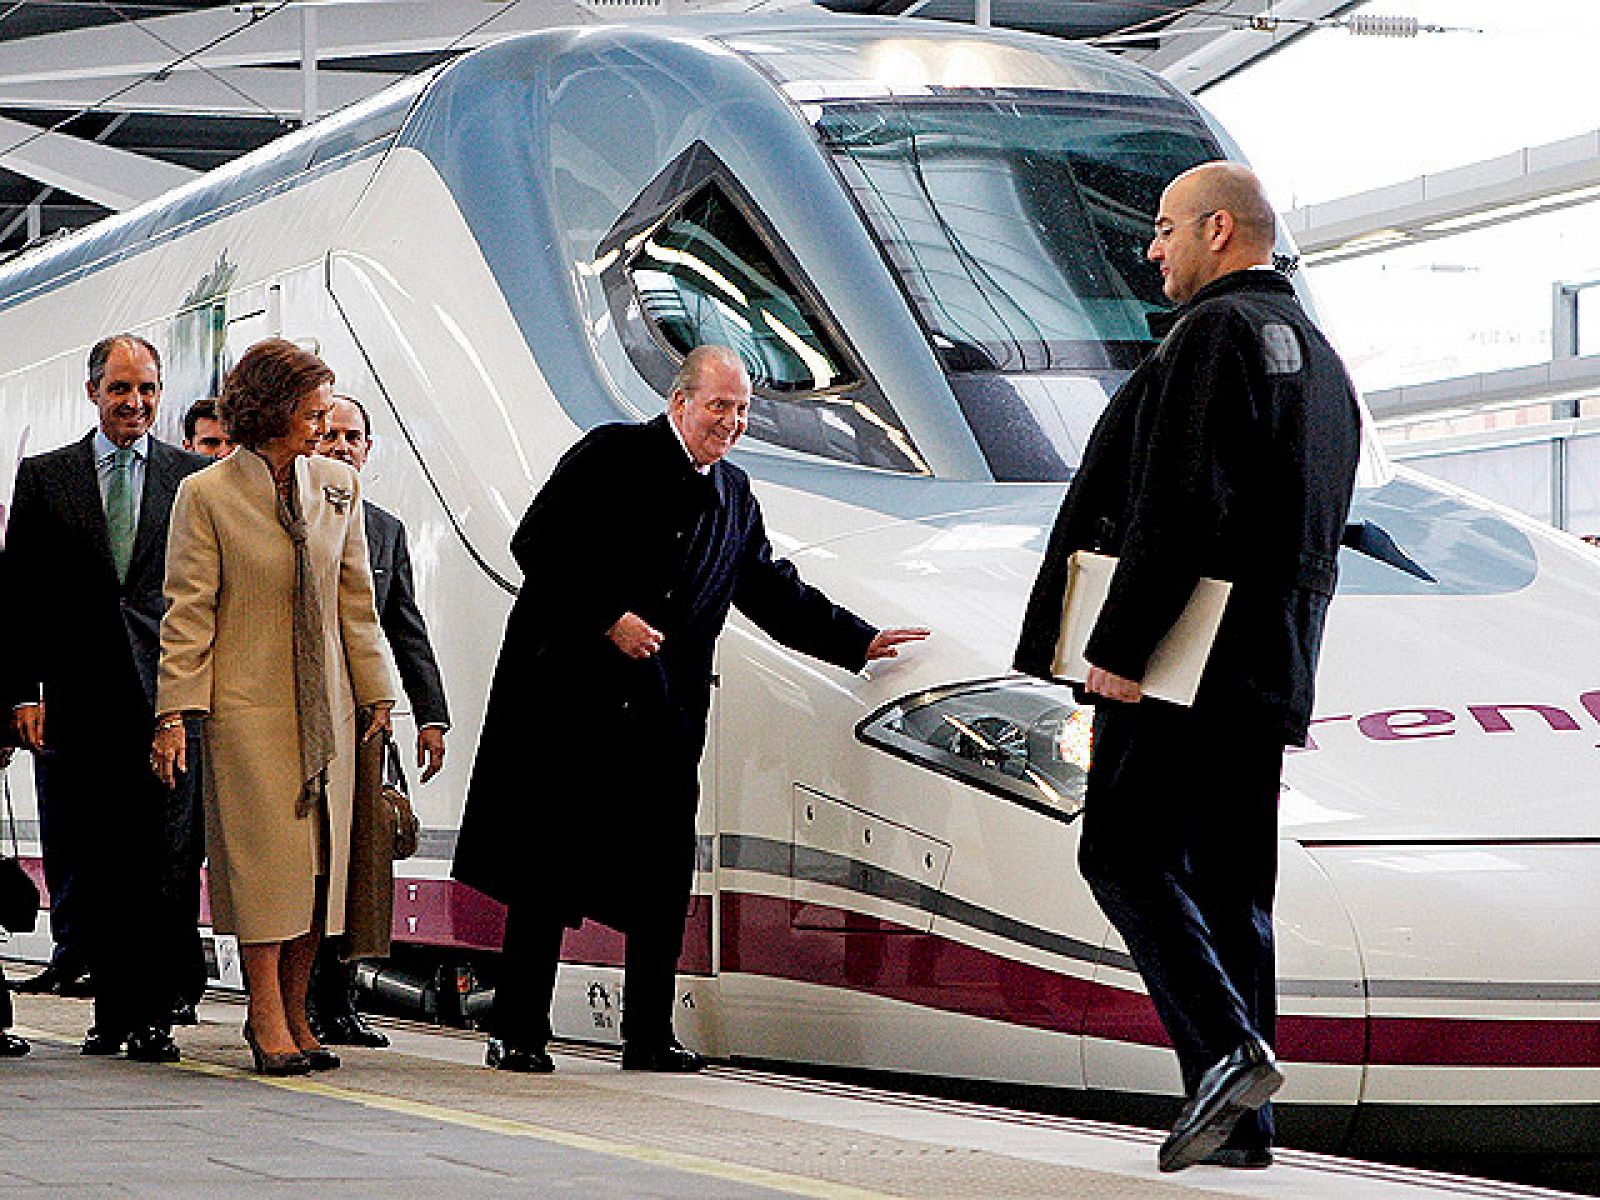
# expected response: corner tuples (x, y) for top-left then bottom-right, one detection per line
(454, 344), (927, 1074)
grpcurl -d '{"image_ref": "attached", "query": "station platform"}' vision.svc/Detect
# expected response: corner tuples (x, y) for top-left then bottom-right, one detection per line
(0, 981), (1584, 1200)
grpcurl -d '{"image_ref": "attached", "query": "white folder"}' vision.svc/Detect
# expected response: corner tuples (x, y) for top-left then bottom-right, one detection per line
(1051, 550), (1232, 707)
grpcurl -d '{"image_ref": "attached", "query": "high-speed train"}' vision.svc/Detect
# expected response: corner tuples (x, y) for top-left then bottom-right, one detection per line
(1, 11), (1597, 1158)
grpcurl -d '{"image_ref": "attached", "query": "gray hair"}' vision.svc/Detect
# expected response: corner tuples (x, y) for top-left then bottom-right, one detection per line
(671, 344), (748, 396)
(87, 334), (162, 390)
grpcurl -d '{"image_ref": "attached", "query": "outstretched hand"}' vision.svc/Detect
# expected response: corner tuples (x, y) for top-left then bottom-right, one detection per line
(1085, 664), (1142, 704)
(13, 702), (44, 752)
(865, 627), (931, 661)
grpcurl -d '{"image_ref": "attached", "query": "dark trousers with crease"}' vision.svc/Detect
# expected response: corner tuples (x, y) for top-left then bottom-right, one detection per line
(34, 752), (89, 978)
(491, 828), (697, 1051)
(45, 736), (194, 1037)
(491, 707), (702, 1052)
(491, 901), (691, 1049)
(309, 941), (359, 1024)
(162, 724), (208, 1010)
(1079, 700), (1283, 1150)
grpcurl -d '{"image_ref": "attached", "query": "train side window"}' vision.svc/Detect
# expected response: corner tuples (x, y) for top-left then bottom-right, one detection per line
(599, 142), (928, 474)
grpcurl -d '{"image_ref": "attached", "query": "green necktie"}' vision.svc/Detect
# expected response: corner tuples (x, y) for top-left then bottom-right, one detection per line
(106, 445), (137, 582)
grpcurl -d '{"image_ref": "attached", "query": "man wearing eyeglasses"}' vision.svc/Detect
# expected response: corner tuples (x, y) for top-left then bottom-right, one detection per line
(1014, 162), (1361, 1172)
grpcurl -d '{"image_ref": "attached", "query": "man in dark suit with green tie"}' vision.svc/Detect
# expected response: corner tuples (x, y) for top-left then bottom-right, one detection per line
(3, 334), (208, 1061)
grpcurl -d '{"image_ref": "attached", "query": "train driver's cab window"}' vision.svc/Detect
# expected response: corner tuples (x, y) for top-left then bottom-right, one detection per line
(601, 147), (926, 474)
(633, 186), (845, 396)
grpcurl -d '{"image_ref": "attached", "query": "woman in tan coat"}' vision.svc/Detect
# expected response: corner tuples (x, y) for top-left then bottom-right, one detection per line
(151, 339), (395, 1075)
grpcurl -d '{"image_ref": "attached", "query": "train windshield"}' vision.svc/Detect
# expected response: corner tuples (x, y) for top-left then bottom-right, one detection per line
(814, 96), (1221, 480)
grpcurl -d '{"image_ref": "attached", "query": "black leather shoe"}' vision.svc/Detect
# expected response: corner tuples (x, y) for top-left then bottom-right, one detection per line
(80, 1028), (126, 1056)
(170, 1002), (199, 1027)
(485, 1037), (554, 1073)
(1158, 1039), (1282, 1173)
(16, 964), (88, 995)
(57, 973), (96, 998)
(125, 1027), (181, 1064)
(621, 1038), (704, 1073)
(0, 1031), (29, 1057)
(300, 1045), (341, 1072)
(320, 1011), (390, 1048)
(1202, 1145), (1274, 1169)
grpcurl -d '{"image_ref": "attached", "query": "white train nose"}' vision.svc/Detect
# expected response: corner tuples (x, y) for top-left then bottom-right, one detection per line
(1305, 841), (1600, 1151)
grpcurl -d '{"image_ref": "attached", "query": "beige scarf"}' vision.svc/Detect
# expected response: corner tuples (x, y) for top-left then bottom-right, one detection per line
(274, 460), (337, 819)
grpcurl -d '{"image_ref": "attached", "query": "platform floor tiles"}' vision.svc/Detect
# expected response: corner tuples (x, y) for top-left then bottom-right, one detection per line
(0, 987), (1583, 1200)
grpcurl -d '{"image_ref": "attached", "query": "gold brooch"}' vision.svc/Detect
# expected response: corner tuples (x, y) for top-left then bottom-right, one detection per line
(323, 484), (353, 513)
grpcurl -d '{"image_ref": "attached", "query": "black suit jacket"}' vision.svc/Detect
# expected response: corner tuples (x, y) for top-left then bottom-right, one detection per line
(454, 415), (877, 920)
(364, 500), (449, 728)
(1014, 271), (1362, 744)
(3, 432), (210, 748)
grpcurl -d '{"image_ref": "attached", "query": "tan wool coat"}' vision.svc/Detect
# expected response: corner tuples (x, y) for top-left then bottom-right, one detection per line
(158, 450), (396, 945)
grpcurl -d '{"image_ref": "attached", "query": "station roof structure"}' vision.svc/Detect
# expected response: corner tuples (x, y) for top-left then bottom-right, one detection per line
(0, 0), (1354, 257)
(1286, 127), (1600, 268)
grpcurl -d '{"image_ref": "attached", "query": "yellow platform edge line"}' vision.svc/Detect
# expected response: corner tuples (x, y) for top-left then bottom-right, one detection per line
(14, 1028), (898, 1200)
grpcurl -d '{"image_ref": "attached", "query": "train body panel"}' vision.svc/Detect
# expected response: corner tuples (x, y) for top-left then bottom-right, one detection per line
(2, 13), (1597, 1154)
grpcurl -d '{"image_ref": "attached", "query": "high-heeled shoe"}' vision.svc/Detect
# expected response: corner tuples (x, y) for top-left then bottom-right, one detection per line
(243, 1021), (311, 1076)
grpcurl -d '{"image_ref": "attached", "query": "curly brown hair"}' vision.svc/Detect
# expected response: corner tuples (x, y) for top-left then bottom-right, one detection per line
(219, 338), (335, 449)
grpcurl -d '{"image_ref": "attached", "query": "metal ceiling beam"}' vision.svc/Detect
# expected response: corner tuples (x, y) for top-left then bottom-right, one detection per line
(1366, 354), (1600, 426)
(1141, 0), (1359, 94)
(0, 114), (199, 209)
(0, 0), (600, 88)
(0, 67), (399, 118)
(1285, 129), (1600, 267)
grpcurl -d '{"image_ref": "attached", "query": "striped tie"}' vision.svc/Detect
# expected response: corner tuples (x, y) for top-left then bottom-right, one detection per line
(105, 446), (136, 582)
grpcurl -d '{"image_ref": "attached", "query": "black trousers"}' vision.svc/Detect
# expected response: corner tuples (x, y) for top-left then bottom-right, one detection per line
(161, 724), (208, 1010)
(309, 940), (358, 1022)
(33, 751), (89, 978)
(1079, 700), (1283, 1150)
(48, 737), (195, 1037)
(492, 830), (697, 1051)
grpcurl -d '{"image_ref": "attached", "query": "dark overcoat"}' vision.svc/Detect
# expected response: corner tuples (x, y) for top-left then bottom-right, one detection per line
(453, 415), (876, 928)
(1014, 270), (1361, 745)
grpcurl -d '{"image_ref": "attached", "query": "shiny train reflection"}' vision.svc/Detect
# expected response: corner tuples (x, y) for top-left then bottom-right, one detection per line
(1, 11), (1598, 1160)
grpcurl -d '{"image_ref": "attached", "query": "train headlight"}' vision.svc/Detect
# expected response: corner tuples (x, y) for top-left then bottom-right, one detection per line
(857, 677), (1091, 819)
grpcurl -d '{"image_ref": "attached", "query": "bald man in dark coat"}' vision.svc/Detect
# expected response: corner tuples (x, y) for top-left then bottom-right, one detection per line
(1015, 164), (1361, 1171)
(455, 346), (925, 1073)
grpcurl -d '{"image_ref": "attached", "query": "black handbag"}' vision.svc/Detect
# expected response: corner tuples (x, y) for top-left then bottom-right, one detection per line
(0, 770), (40, 935)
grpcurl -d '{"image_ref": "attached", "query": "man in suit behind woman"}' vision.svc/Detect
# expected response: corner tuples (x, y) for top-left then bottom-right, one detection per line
(307, 392), (451, 1047)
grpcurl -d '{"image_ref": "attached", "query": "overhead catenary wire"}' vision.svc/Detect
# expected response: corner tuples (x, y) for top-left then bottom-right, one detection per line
(98, 0), (293, 125)
(0, 0), (532, 236)
(1089, 2), (1478, 47)
(0, 0), (295, 167)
